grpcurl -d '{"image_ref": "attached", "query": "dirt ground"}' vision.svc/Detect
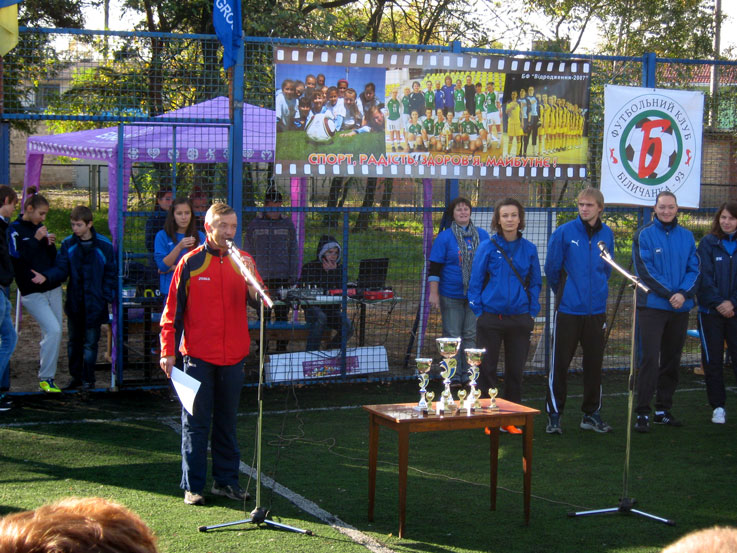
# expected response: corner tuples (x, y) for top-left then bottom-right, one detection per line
(7, 304), (111, 394)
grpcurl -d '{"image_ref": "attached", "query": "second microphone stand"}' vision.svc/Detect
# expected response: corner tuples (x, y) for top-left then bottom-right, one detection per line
(568, 243), (674, 526)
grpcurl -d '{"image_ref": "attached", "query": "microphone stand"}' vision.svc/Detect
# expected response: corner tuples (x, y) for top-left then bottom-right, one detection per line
(199, 241), (312, 535)
(568, 243), (674, 526)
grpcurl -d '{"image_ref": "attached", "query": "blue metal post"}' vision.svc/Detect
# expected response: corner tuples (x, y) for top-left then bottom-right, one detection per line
(642, 52), (656, 88)
(116, 123), (125, 386)
(230, 33), (245, 240)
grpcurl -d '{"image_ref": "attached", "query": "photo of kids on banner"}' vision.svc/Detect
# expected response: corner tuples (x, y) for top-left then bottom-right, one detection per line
(274, 63), (387, 162)
(383, 70), (589, 163)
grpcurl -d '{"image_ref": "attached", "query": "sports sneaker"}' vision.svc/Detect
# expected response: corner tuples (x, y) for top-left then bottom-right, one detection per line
(580, 411), (612, 433)
(546, 413), (562, 434)
(184, 491), (205, 505)
(712, 407), (726, 424)
(634, 414), (650, 433)
(653, 411), (683, 427)
(500, 425), (523, 434)
(39, 379), (61, 393)
(211, 482), (250, 501)
(0, 394), (12, 412)
(64, 379), (83, 390)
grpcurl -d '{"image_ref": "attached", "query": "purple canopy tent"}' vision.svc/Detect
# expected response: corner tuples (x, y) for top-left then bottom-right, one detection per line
(24, 96), (277, 241)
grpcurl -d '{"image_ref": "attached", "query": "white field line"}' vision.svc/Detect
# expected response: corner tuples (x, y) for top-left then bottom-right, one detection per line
(161, 419), (397, 553)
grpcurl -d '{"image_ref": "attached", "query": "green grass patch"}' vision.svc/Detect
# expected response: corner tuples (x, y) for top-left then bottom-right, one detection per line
(0, 374), (732, 552)
(276, 130), (385, 160)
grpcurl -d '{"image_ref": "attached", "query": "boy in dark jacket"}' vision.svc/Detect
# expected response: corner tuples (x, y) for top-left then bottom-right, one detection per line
(299, 235), (353, 351)
(32, 206), (116, 389)
(0, 185), (18, 409)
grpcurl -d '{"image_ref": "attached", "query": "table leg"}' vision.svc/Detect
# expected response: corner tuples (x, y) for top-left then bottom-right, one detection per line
(368, 414), (379, 522)
(522, 415), (534, 525)
(397, 425), (409, 539)
(489, 426), (499, 511)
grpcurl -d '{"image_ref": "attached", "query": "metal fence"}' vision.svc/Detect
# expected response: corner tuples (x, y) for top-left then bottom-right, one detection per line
(2, 28), (736, 388)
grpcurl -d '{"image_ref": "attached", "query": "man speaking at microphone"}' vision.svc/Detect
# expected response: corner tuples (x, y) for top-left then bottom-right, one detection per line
(160, 203), (263, 506)
(544, 188), (614, 435)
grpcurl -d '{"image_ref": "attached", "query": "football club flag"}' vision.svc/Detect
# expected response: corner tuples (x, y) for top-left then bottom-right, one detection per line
(0, 0), (20, 57)
(213, 0), (241, 69)
(600, 85), (703, 208)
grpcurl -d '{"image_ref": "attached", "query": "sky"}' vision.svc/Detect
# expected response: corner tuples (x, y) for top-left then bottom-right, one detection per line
(85, 1), (737, 55)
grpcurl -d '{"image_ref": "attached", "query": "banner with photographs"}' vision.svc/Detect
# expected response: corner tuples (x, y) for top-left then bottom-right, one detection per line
(600, 85), (703, 208)
(273, 47), (591, 180)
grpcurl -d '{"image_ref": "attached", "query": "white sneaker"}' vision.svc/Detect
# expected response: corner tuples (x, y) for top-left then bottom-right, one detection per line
(712, 407), (726, 424)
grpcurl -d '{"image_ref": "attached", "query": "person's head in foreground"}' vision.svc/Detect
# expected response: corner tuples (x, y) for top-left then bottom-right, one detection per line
(0, 496), (158, 553)
(661, 525), (737, 553)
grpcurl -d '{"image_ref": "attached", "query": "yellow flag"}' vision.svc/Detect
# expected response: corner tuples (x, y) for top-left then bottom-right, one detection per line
(0, 3), (18, 57)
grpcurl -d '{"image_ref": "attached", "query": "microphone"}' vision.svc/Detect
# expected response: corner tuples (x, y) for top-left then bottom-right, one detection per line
(597, 241), (611, 258)
(226, 240), (274, 308)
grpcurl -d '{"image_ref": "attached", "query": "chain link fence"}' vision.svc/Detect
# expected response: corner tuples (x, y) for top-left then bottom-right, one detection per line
(2, 28), (735, 387)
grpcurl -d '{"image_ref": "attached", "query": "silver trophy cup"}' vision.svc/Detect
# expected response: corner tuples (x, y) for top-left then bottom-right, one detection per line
(436, 337), (461, 411)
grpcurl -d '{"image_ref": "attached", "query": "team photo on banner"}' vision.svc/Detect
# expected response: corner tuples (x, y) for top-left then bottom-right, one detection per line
(600, 85), (704, 208)
(273, 47), (591, 180)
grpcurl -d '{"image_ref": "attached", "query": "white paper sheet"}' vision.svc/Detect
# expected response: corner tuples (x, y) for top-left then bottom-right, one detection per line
(171, 367), (200, 416)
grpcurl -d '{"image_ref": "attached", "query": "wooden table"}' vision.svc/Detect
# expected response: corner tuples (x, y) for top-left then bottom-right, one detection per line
(364, 398), (540, 538)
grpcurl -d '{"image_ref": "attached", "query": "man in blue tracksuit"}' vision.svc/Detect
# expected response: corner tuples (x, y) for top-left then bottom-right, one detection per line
(544, 188), (614, 434)
(632, 191), (700, 432)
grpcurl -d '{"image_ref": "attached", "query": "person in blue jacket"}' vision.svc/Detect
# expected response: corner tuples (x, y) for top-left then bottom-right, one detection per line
(154, 198), (205, 298)
(428, 197), (489, 382)
(544, 188), (614, 435)
(468, 197), (541, 433)
(31, 206), (116, 390)
(696, 200), (737, 425)
(632, 191), (700, 432)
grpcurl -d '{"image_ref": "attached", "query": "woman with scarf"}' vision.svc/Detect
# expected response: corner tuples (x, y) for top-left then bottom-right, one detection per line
(428, 197), (489, 383)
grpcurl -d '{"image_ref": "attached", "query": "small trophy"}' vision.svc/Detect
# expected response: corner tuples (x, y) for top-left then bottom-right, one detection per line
(426, 391), (435, 414)
(488, 387), (499, 411)
(457, 389), (468, 411)
(414, 358), (433, 412)
(436, 337), (461, 411)
(465, 348), (486, 411)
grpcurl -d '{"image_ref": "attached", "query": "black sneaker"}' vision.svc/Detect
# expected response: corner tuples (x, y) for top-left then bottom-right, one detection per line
(211, 482), (250, 501)
(0, 394), (12, 412)
(580, 411), (612, 433)
(64, 379), (84, 391)
(546, 413), (562, 434)
(654, 411), (683, 427)
(634, 414), (650, 433)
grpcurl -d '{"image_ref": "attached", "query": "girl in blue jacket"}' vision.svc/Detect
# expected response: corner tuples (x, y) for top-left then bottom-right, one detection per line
(468, 198), (541, 432)
(696, 200), (737, 425)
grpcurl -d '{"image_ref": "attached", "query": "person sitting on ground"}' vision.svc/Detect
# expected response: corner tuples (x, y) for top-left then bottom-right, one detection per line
(298, 235), (353, 352)
(0, 496), (159, 553)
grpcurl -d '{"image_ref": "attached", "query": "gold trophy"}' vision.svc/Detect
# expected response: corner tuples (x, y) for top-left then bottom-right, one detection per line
(436, 337), (461, 411)
(426, 391), (435, 414)
(465, 348), (485, 411)
(457, 389), (468, 411)
(414, 358), (433, 412)
(488, 387), (499, 411)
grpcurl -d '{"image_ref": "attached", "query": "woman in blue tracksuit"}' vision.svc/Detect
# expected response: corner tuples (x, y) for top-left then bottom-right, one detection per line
(468, 198), (541, 432)
(428, 197), (489, 382)
(696, 200), (737, 425)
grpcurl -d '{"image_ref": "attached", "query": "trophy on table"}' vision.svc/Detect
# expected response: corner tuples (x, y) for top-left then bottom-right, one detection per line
(426, 391), (435, 413)
(414, 358), (433, 412)
(436, 337), (461, 411)
(465, 348), (485, 411)
(488, 387), (499, 411)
